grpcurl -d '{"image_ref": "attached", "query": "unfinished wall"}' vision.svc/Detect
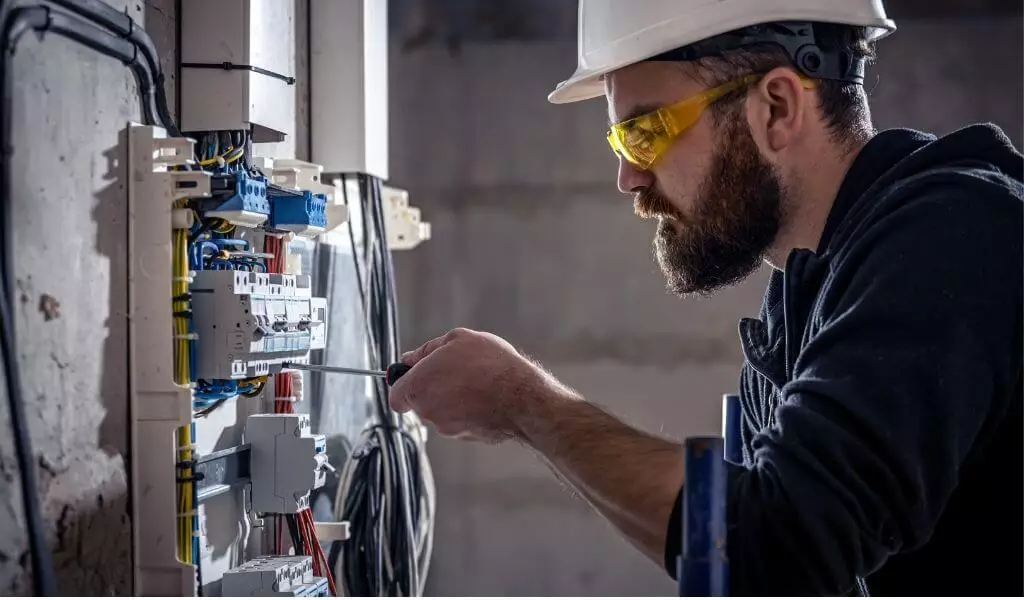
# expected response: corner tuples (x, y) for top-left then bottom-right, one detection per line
(0, 0), (146, 594)
(388, 17), (1022, 597)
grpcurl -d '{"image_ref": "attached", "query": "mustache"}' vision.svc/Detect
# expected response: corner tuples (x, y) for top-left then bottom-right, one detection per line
(634, 188), (682, 220)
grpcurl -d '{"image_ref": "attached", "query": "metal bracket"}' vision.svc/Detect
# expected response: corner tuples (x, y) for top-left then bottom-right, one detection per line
(195, 444), (252, 502)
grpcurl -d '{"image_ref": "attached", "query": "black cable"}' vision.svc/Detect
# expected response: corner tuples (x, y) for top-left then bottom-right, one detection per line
(0, 7), (58, 596)
(45, 0), (178, 135)
(335, 173), (427, 597)
(0, 256), (56, 597)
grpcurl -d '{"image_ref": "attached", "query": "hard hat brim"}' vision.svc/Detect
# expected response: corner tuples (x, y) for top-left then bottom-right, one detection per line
(548, 16), (896, 105)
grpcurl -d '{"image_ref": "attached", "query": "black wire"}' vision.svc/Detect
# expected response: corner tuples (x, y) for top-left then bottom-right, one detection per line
(335, 174), (427, 597)
(0, 6), (59, 596)
(45, 0), (178, 135)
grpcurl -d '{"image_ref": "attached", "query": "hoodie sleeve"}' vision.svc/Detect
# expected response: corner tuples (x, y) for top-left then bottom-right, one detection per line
(724, 181), (1023, 595)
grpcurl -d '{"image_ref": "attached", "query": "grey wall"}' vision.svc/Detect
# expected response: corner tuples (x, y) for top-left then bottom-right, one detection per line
(388, 17), (1022, 597)
(0, 0), (145, 594)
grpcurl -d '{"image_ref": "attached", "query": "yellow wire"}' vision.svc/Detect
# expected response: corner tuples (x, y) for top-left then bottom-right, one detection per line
(197, 145), (234, 167)
(224, 146), (245, 164)
(175, 424), (192, 565)
(197, 145), (244, 167)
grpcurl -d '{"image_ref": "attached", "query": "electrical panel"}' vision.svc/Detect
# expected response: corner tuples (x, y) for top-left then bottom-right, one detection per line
(223, 556), (329, 597)
(247, 413), (331, 514)
(127, 125), (345, 596)
(191, 270), (327, 380)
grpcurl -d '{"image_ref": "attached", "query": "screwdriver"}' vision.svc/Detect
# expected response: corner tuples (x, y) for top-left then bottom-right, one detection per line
(279, 361), (412, 386)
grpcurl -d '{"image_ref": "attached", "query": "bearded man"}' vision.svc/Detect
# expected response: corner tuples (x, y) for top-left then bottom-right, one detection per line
(388, 2), (1023, 595)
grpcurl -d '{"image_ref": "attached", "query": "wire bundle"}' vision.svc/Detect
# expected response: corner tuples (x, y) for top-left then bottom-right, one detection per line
(175, 423), (200, 570)
(332, 174), (435, 596)
(173, 201), (194, 386)
(297, 507), (337, 596)
(263, 233), (286, 276)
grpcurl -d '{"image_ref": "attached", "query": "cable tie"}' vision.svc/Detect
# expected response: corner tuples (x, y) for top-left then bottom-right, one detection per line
(174, 333), (199, 340)
(274, 396), (297, 403)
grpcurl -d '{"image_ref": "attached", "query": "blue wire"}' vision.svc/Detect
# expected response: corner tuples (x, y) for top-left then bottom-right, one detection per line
(212, 239), (249, 250)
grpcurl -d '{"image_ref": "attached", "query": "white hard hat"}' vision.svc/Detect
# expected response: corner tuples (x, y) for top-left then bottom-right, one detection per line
(548, 0), (896, 104)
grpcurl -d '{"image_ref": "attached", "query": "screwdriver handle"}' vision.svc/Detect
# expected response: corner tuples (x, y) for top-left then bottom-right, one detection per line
(385, 363), (412, 386)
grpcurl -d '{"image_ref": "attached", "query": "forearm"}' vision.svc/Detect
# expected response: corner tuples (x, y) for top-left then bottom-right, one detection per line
(514, 386), (684, 563)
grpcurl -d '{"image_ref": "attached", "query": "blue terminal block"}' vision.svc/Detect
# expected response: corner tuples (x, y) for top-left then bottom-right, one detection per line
(267, 188), (328, 236)
(206, 171), (270, 228)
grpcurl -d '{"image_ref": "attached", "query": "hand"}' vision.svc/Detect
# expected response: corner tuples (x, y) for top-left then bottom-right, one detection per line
(389, 328), (572, 443)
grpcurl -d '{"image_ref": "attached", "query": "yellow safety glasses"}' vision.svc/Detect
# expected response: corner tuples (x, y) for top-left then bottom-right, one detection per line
(607, 74), (816, 170)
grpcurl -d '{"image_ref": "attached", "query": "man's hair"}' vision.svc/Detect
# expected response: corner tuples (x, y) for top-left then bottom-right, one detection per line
(690, 23), (877, 151)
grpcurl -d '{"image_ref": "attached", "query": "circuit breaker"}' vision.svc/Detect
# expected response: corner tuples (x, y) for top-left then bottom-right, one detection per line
(246, 413), (330, 513)
(222, 556), (328, 596)
(191, 271), (327, 380)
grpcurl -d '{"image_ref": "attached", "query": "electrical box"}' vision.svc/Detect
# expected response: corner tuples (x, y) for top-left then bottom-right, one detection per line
(381, 185), (431, 250)
(191, 271), (327, 380)
(310, 0), (388, 178)
(246, 413), (330, 514)
(222, 556), (328, 596)
(180, 0), (296, 140)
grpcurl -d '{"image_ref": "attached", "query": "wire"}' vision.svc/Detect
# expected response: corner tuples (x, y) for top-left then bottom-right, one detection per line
(0, 7), (61, 596)
(332, 173), (435, 596)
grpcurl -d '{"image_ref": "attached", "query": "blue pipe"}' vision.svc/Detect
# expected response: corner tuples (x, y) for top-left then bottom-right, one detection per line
(722, 394), (743, 465)
(680, 436), (728, 596)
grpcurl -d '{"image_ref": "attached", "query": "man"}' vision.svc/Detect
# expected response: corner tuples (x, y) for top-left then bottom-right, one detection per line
(389, 1), (1023, 595)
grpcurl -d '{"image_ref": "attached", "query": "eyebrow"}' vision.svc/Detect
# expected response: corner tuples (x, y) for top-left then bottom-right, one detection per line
(608, 104), (661, 128)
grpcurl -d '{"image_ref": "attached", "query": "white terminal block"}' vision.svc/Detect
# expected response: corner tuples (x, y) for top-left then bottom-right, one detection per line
(222, 555), (328, 597)
(381, 185), (431, 250)
(190, 270), (327, 380)
(246, 413), (330, 514)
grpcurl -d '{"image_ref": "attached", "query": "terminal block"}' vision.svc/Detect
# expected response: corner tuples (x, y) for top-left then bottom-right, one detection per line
(201, 171), (270, 228)
(252, 157), (347, 237)
(246, 413), (331, 514)
(268, 187), (328, 237)
(191, 270), (327, 380)
(222, 555), (329, 596)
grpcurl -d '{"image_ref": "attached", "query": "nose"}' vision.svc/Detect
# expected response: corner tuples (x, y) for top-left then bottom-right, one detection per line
(617, 157), (655, 195)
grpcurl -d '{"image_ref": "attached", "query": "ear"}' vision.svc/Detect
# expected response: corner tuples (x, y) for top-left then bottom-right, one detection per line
(745, 67), (808, 158)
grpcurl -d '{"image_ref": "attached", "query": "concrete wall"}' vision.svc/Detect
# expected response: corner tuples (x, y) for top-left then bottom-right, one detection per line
(388, 17), (1022, 597)
(0, 0), (145, 594)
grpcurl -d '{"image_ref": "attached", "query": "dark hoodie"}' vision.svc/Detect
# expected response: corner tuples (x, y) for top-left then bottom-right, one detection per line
(664, 124), (1023, 595)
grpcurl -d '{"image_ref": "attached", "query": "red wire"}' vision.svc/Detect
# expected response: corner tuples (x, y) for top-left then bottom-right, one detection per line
(300, 508), (336, 596)
(274, 372), (294, 414)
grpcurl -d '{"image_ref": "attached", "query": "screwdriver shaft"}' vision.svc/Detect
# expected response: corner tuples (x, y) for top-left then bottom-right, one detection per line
(280, 362), (386, 378)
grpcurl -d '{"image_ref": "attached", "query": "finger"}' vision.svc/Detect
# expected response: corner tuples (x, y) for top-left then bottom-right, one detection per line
(400, 327), (471, 366)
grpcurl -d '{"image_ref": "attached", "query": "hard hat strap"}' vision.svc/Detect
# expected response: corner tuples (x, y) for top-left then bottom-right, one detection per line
(646, 22), (865, 85)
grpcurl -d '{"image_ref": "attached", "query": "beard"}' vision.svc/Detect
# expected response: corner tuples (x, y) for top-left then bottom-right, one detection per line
(634, 117), (784, 296)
